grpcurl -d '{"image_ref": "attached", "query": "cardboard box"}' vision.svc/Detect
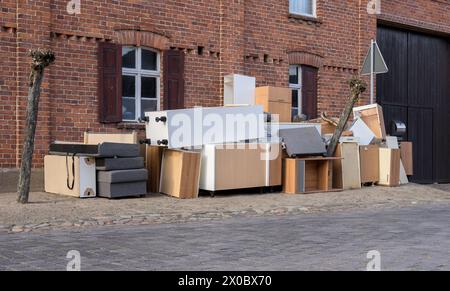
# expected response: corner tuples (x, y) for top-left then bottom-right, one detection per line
(283, 157), (342, 194)
(353, 104), (387, 140)
(359, 145), (380, 184)
(400, 142), (413, 176)
(255, 87), (292, 122)
(378, 148), (401, 187)
(160, 149), (202, 199)
(333, 143), (362, 190)
(44, 155), (96, 198)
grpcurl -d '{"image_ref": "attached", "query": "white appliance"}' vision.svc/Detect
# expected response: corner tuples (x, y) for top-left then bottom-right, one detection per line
(224, 74), (256, 106)
(144, 105), (265, 149)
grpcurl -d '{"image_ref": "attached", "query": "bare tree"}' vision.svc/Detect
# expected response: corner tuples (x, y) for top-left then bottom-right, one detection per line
(17, 49), (55, 204)
(327, 77), (367, 157)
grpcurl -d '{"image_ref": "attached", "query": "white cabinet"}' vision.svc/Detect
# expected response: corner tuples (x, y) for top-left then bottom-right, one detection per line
(224, 74), (256, 106)
(144, 105), (265, 148)
(200, 142), (282, 192)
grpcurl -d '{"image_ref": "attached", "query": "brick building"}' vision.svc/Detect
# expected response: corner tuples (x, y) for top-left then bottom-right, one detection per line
(0, 1), (449, 182)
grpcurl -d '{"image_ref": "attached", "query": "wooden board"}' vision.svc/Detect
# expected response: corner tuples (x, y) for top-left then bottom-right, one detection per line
(359, 145), (380, 184)
(400, 142), (413, 176)
(268, 144), (283, 186)
(145, 145), (165, 193)
(353, 104), (387, 140)
(334, 143), (361, 189)
(378, 148), (401, 187)
(84, 131), (138, 145)
(160, 149), (201, 199)
(44, 155), (96, 198)
(321, 122), (337, 135)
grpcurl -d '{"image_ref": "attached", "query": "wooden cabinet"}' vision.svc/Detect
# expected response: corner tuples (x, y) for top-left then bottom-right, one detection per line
(160, 149), (202, 199)
(359, 145), (380, 184)
(44, 155), (96, 198)
(255, 87), (292, 122)
(200, 143), (282, 192)
(284, 157), (342, 194)
(378, 148), (401, 187)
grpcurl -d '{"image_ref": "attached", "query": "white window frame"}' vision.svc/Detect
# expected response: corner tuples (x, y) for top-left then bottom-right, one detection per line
(122, 47), (161, 122)
(289, 0), (317, 18)
(289, 65), (302, 119)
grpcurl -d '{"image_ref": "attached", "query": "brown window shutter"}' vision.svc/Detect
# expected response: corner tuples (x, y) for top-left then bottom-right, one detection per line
(98, 42), (122, 123)
(302, 65), (318, 120)
(163, 50), (185, 110)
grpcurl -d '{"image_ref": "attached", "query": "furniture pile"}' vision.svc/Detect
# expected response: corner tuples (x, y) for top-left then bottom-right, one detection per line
(44, 74), (414, 200)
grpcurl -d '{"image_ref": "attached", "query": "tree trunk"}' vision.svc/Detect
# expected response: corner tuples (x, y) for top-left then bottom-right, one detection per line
(17, 49), (55, 204)
(17, 73), (44, 203)
(327, 78), (367, 157)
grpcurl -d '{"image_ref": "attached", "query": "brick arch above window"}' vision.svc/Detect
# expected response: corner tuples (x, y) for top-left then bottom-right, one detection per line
(288, 51), (323, 68)
(114, 28), (169, 50)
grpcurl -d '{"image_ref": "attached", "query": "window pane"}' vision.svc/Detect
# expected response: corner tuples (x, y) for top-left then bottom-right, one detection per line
(141, 99), (158, 118)
(289, 66), (299, 85)
(122, 75), (135, 97)
(292, 89), (299, 108)
(122, 98), (136, 120)
(141, 77), (157, 98)
(122, 47), (136, 69)
(290, 0), (314, 15)
(142, 49), (158, 71)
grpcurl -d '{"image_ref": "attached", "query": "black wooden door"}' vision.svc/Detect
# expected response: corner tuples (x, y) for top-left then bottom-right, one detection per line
(377, 26), (450, 183)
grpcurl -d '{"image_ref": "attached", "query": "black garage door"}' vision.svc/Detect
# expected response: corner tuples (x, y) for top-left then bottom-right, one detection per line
(377, 25), (450, 184)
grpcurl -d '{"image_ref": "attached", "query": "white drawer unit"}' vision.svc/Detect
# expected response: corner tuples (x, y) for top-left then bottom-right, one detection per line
(44, 155), (96, 198)
(144, 105), (265, 149)
(200, 142), (282, 192)
(224, 74), (256, 106)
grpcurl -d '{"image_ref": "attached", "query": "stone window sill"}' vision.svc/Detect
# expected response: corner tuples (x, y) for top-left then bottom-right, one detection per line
(289, 13), (323, 24)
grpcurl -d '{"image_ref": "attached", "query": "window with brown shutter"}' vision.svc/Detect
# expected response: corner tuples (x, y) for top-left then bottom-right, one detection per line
(163, 50), (185, 110)
(98, 42), (122, 123)
(301, 65), (318, 120)
(289, 65), (318, 120)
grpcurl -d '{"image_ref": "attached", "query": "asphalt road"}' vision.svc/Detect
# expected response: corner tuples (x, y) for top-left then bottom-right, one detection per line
(0, 204), (449, 271)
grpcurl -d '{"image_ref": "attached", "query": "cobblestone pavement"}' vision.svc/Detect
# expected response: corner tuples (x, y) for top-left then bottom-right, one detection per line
(1, 184), (450, 234)
(0, 204), (449, 271)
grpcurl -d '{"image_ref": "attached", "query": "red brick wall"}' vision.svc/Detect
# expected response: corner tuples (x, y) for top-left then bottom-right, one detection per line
(0, 0), (448, 168)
